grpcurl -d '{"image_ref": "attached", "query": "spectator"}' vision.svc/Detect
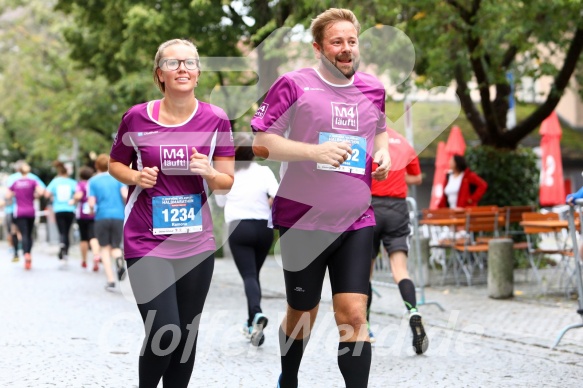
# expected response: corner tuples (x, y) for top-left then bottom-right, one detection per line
(438, 154), (487, 209)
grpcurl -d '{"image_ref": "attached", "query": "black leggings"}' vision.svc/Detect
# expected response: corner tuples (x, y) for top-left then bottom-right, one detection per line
(228, 219), (274, 326)
(126, 252), (215, 388)
(13, 217), (35, 254)
(55, 212), (75, 254)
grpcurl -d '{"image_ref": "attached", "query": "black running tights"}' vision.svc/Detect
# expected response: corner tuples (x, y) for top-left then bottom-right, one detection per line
(55, 212), (75, 254)
(228, 219), (274, 326)
(126, 252), (214, 388)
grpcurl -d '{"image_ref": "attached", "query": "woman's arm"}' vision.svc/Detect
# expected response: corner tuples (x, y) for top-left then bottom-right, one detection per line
(189, 151), (234, 195)
(109, 157), (159, 189)
(467, 171), (488, 205)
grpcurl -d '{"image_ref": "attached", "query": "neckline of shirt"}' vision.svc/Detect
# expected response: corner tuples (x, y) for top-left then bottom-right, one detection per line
(146, 99), (199, 127)
(311, 68), (355, 88)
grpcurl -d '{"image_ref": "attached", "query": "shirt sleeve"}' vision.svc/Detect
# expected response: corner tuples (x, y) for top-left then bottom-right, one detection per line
(87, 180), (93, 198)
(250, 76), (297, 136)
(110, 112), (134, 165)
(406, 156), (421, 176)
(213, 118), (235, 157)
(375, 88), (387, 135)
(263, 166), (279, 198)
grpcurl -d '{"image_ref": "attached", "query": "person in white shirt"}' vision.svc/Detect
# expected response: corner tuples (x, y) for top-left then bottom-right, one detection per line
(215, 132), (279, 347)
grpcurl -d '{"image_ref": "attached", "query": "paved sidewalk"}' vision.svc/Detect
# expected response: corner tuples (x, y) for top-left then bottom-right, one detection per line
(1, 240), (582, 387)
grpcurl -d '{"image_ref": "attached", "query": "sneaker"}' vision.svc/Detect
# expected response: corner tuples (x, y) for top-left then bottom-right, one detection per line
(12, 255), (19, 263)
(115, 257), (126, 281)
(367, 321), (376, 344)
(81, 260), (87, 269)
(92, 257), (100, 272)
(241, 322), (252, 339)
(105, 282), (116, 292)
(58, 247), (65, 260)
(409, 311), (429, 354)
(250, 312), (268, 347)
(24, 253), (31, 270)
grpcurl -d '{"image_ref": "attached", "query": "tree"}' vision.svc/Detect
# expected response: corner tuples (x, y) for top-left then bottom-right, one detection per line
(53, 1), (311, 128)
(0, 0), (115, 171)
(369, 0), (583, 149)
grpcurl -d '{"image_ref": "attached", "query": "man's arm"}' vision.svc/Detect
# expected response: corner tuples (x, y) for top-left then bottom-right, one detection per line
(405, 173), (422, 185)
(253, 132), (352, 168)
(371, 131), (390, 181)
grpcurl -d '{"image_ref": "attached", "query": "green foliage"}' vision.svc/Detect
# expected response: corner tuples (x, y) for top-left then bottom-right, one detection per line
(0, 0), (114, 171)
(465, 146), (539, 207)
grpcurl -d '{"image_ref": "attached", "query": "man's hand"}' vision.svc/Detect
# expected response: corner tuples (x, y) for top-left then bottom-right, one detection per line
(313, 141), (352, 168)
(372, 148), (390, 181)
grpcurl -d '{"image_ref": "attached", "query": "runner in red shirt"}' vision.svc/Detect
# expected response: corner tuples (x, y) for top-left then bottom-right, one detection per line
(369, 128), (429, 354)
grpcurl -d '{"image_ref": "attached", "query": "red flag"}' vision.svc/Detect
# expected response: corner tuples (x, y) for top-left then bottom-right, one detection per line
(445, 126), (466, 159)
(539, 112), (565, 206)
(429, 141), (449, 209)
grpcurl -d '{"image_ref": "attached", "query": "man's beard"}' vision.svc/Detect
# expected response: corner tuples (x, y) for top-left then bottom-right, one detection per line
(321, 52), (360, 80)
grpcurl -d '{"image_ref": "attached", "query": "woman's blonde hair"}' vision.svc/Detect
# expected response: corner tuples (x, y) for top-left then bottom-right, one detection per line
(310, 8), (360, 47)
(153, 39), (200, 93)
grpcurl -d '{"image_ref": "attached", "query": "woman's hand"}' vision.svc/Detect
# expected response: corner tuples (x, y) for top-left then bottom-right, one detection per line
(189, 147), (216, 180)
(135, 166), (159, 189)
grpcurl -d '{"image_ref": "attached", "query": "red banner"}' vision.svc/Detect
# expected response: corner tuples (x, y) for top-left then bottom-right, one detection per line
(429, 141), (448, 209)
(539, 111), (565, 206)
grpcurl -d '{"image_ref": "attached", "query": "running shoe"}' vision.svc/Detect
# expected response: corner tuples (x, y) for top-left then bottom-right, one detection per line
(409, 311), (429, 355)
(12, 254), (19, 263)
(81, 260), (87, 269)
(115, 256), (126, 281)
(105, 282), (116, 292)
(250, 312), (268, 347)
(241, 322), (252, 339)
(24, 253), (31, 270)
(367, 322), (376, 344)
(92, 257), (100, 272)
(58, 246), (65, 260)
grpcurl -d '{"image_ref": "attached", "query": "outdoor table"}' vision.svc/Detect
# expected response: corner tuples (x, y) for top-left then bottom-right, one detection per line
(419, 216), (466, 285)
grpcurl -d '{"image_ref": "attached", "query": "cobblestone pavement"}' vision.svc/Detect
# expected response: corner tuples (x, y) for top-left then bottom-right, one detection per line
(1, 240), (582, 387)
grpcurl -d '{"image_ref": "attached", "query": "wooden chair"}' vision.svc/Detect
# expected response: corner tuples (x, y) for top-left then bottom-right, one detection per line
(502, 205), (536, 243)
(453, 206), (500, 286)
(521, 212), (573, 294)
(421, 208), (465, 284)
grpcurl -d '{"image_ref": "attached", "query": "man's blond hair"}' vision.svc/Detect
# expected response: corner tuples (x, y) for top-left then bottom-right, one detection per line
(310, 8), (360, 46)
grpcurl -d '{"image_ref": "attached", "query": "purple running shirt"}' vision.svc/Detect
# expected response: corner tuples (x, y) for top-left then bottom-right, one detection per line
(9, 178), (38, 218)
(110, 100), (235, 259)
(75, 180), (94, 220)
(251, 68), (386, 232)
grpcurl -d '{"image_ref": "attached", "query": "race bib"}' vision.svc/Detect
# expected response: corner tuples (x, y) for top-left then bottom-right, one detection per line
(316, 132), (366, 175)
(56, 184), (73, 202)
(152, 194), (202, 235)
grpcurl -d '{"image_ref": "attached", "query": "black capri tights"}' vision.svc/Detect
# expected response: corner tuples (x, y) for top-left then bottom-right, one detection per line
(126, 251), (214, 388)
